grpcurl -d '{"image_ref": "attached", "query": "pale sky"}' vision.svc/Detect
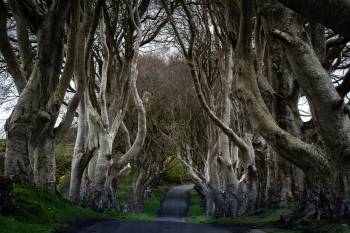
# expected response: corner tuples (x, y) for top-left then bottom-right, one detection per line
(0, 100), (14, 138)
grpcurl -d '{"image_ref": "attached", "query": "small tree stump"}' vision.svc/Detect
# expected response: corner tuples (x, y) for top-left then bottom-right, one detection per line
(0, 176), (13, 214)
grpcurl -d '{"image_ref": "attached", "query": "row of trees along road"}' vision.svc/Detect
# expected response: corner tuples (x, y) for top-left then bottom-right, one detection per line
(0, 0), (350, 220)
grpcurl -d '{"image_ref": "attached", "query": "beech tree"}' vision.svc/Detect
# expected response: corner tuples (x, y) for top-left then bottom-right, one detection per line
(0, 0), (82, 190)
(68, 0), (168, 209)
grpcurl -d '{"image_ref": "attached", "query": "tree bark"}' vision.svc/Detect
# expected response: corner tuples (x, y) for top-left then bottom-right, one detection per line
(4, 0), (70, 186)
(34, 133), (55, 191)
(69, 94), (94, 204)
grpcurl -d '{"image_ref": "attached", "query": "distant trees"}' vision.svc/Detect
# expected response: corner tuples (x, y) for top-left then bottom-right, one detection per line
(128, 55), (195, 212)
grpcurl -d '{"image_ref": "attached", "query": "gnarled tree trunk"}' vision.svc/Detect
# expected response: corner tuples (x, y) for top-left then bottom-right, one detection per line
(4, 0), (70, 186)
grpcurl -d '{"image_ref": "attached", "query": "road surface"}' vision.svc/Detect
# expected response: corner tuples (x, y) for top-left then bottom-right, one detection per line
(62, 185), (249, 233)
(158, 184), (193, 222)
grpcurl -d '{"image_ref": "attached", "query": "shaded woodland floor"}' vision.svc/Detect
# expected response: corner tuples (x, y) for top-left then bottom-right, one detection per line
(1, 144), (350, 232)
(2, 185), (350, 233)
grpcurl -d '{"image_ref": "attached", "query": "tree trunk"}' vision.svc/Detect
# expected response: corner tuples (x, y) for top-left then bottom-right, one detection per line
(4, 0), (70, 186)
(302, 170), (350, 220)
(4, 123), (34, 185)
(34, 134), (56, 191)
(88, 129), (113, 209)
(69, 94), (93, 204)
(131, 183), (146, 213)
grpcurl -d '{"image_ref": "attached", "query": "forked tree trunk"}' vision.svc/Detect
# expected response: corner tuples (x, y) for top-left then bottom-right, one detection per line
(88, 129), (114, 209)
(4, 0), (70, 186)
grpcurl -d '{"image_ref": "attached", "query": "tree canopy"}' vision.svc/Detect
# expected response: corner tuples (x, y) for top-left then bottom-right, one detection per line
(0, 0), (350, 220)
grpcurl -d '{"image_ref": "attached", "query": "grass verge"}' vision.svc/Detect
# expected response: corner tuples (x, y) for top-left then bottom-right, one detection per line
(0, 184), (167, 233)
(0, 186), (104, 233)
(109, 183), (167, 221)
(186, 189), (350, 233)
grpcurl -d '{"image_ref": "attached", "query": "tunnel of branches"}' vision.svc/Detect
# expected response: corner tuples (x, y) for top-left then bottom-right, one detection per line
(1, 0), (350, 221)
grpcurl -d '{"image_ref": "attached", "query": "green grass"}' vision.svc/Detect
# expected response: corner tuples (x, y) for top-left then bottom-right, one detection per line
(186, 189), (290, 225)
(0, 186), (105, 233)
(213, 209), (293, 224)
(0, 183), (168, 233)
(187, 189), (205, 219)
(115, 175), (134, 206)
(186, 190), (350, 233)
(188, 206), (292, 225)
(112, 183), (167, 221)
(144, 185), (167, 215)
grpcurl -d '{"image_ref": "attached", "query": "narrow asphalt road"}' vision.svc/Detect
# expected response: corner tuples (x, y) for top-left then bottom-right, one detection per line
(62, 185), (247, 233)
(158, 184), (194, 222)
